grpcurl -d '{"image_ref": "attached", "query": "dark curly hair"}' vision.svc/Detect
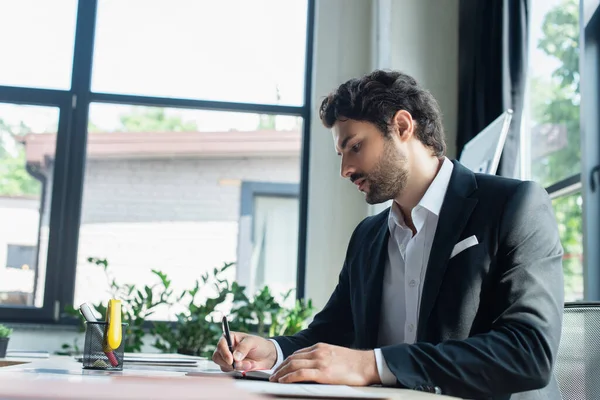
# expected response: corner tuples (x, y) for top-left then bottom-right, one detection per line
(319, 70), (446, 157)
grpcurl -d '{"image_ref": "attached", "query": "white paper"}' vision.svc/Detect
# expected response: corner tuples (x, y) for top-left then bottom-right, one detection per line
(234, 381), (388, 399)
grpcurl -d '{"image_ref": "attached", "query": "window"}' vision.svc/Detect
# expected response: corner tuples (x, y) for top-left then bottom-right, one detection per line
(526, 0), (580, 187)
(0, 0), (77, 90)
(6, 245), (36, 270)
(0, 1), (313, 323)
(74, 105), (303, 320)
(551, 191), (583, 301)
(0, 104), (59, 308)
(92, 0), (308, 106)
(237, 182), (300, 309)
(525, 0), (582, 298)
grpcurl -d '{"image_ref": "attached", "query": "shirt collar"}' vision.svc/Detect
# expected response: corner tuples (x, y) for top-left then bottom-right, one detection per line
(387, 157), (454, 232)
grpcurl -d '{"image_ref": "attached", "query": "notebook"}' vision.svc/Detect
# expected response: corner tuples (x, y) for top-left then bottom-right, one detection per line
(186, 368), (273, 381)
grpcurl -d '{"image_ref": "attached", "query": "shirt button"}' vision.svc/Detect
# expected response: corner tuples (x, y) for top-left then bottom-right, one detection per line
(399, 244), (406, 252)
(409, 280), (417, 287)
(408, 324), (414, 332)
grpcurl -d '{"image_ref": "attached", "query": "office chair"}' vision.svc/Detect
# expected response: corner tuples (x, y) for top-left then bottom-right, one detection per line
(554, 302), (600, 400)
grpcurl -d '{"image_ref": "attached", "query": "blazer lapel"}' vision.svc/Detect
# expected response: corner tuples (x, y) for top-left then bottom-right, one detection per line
(417, 161), (478, 339)
(363, 214), (390, 348)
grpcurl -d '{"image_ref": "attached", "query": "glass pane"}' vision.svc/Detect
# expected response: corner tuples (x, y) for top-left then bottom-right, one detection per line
(552, 191), (583, 301)
(92, 0), (308, 106)
(0, 0), (78, 90)
(249, 195), (298, 300)
(0, 104), (59, 307)
(75, 103), (302, 320)
(526, 0), (580, 186)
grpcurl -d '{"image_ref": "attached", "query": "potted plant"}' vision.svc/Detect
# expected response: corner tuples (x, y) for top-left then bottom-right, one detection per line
(0, 324), (13, 358)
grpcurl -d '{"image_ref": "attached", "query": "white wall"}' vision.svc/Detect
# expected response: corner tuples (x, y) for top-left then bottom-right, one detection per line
(303, 0), (372, 310)
(368, 0), (460, 215)
(389, 0), (459, 160)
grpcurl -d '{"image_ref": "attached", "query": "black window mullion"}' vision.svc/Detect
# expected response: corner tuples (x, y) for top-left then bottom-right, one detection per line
(0, 86), (69, 105)
(41, 98), (76, 321)
(545, 173), (582, 199)
(296, 0), (315, 301)
(54, 0), (98, 312)
(90, 92), (304, 116)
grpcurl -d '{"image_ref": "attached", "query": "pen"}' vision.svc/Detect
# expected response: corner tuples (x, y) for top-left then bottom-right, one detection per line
(221, 315), (235, 369)
(79, 303), (119, 367)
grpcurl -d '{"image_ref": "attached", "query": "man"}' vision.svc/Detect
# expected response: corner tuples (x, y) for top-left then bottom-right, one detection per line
(213, 70), (564, 399)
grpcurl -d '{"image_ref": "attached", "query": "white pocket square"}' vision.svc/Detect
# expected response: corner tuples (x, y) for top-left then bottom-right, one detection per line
(450, 235), (479, 259)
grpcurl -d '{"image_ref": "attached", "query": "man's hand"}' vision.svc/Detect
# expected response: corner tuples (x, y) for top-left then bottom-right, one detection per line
(269, 343), (381, 386)
(212, 332), (278, 372)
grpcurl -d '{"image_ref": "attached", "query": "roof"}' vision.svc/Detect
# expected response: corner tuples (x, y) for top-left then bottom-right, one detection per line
(21, 130), (302, 167)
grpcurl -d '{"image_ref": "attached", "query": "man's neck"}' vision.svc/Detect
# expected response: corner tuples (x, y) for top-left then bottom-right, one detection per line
(394, 156), (444, 231)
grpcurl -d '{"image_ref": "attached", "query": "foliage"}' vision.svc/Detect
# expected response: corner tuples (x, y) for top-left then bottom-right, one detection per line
(59, 259), (314, 357)
(117, 107), (197, 133)
(531, 0), (582, 299)
(229, 285), (314, 338)
(59, 257), (175, 354)
(270, 297), (314, 337)
(0, 118), (40, 197)
(0, 324), (12, 338)
(153, 263), (315, 357)
(152, 263), (232, 357)
(229, 284), (282, 336)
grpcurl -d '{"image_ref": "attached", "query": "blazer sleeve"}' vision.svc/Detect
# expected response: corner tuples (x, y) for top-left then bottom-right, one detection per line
(271, 220), (364, 358)
(380, 181), (565, 398)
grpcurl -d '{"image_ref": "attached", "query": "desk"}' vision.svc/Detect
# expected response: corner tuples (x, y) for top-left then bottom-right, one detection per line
(0, 355), (460, 400)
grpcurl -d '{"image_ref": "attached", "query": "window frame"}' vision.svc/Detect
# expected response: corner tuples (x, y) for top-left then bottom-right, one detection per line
(541, 0), (600, 301)
(580, 0), (600, 300)
(0, 0), (315, 323)
(523, 0), (600, 302)
(237, 181), (300, 297)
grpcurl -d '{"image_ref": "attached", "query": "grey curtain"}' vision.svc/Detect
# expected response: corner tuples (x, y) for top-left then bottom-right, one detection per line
(457, 0), (530, 178)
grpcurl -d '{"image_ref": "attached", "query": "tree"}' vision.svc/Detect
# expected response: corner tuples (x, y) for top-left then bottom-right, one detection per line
(530, 0), (582, 299)
(531, 0), (580, 186)
(116, 107), (198, 132)
(0, 118), (40, 197)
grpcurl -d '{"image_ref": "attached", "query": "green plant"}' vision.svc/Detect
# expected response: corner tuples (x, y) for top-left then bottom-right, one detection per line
(229, 284), (282, 336)
(152, 262), (233, 357)
(58, 257), (176, 354)
(269, 293), (314, 337)
(0, 324), (12, 338)
(57, 257), (316, 357)
(229, 285), (315, 338)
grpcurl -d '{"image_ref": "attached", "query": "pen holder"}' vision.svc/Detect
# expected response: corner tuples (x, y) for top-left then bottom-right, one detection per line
(82, 321), (127, 371)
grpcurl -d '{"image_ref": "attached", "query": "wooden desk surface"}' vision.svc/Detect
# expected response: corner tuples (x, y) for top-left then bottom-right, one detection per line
(0, 355), (461, 400)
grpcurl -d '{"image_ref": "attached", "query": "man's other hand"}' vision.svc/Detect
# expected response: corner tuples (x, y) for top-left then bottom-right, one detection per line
(269, 343), (381, 386)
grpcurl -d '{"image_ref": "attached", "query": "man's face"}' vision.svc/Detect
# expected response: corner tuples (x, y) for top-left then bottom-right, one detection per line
(333, 119), (408, 204)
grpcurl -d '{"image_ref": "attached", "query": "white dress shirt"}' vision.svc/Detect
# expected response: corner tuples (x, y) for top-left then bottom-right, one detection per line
(270, 157), (454, 386)
(374, 157), (453, 384)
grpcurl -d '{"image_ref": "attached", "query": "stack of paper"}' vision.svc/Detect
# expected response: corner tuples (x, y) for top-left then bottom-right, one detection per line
(75, 352), (204, 367)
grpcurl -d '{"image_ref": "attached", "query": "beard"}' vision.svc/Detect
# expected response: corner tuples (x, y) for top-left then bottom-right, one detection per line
(357, 141), (408, 205)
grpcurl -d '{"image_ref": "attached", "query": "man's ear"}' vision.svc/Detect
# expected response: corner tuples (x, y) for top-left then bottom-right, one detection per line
(391, 110), (415, 142)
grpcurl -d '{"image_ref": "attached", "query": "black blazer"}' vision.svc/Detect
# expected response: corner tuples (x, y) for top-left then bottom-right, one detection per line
(274, 161), (564, 400)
